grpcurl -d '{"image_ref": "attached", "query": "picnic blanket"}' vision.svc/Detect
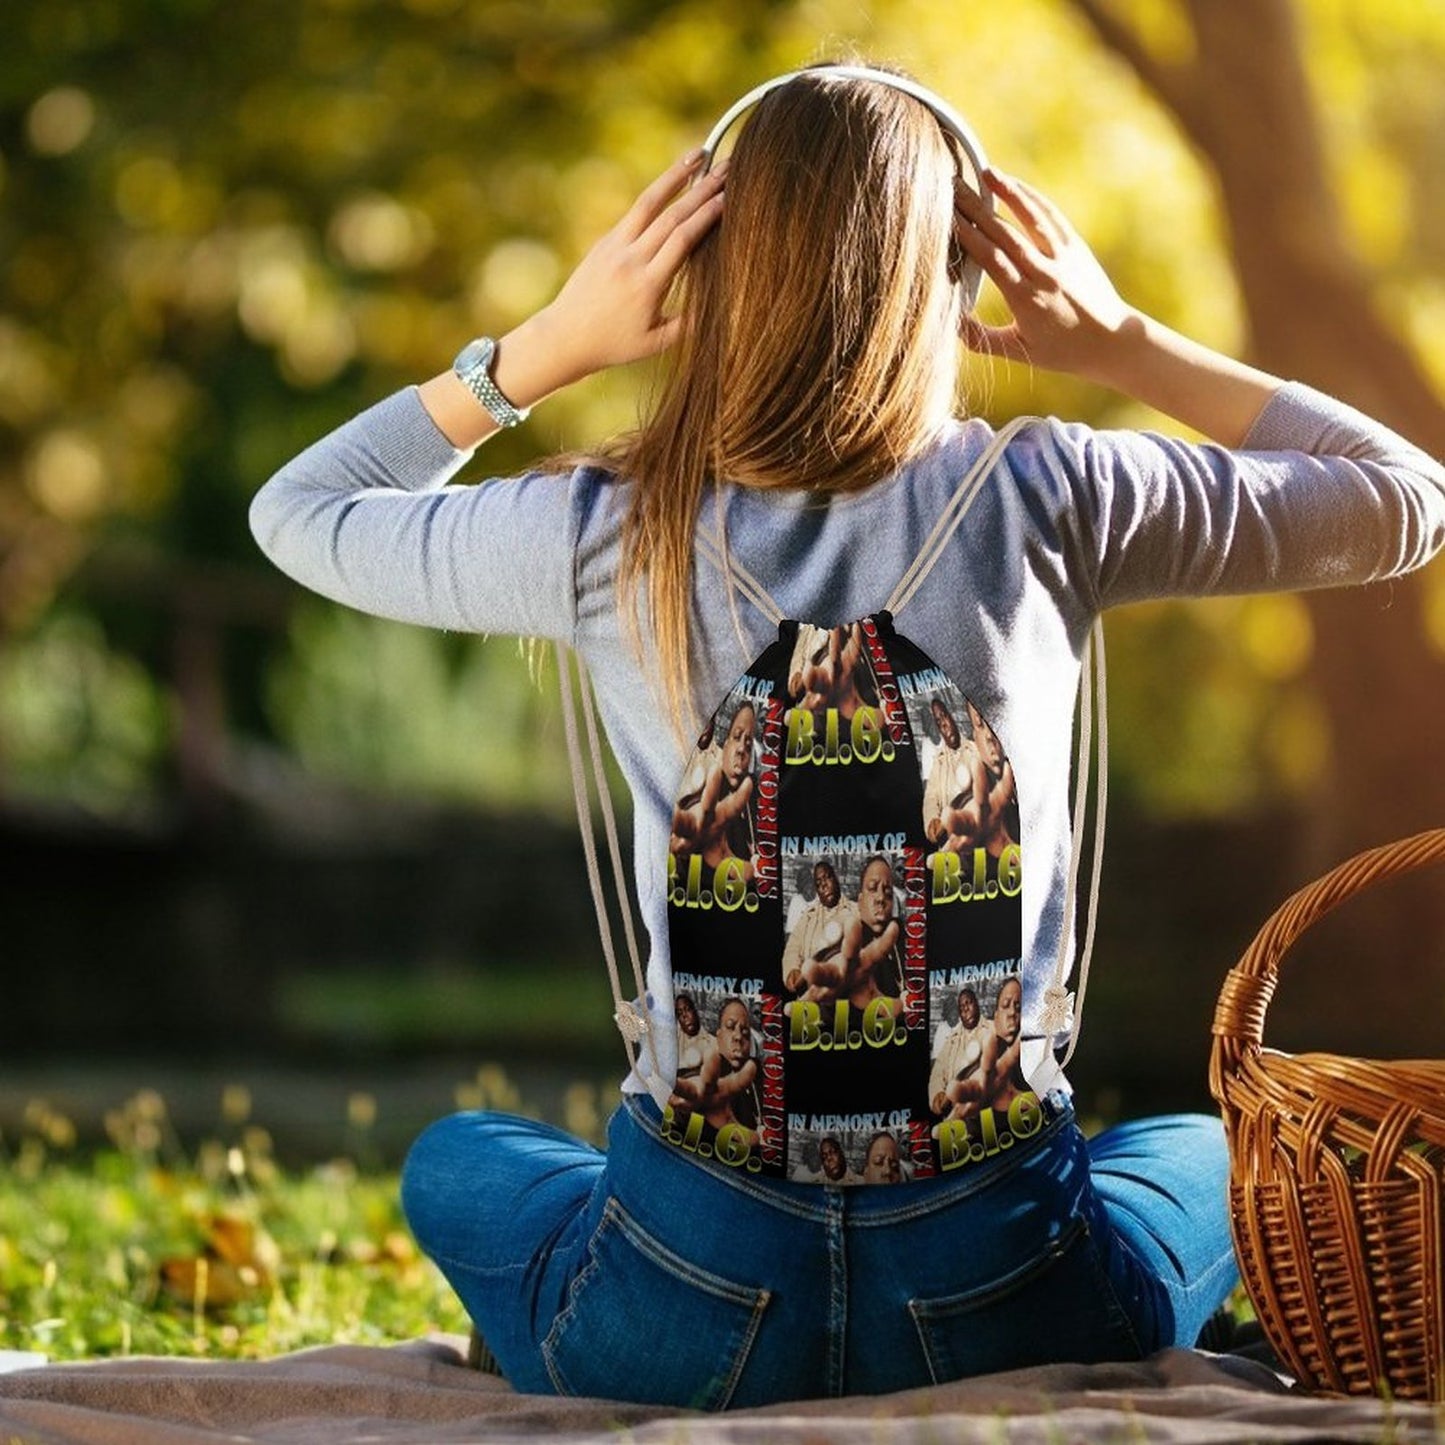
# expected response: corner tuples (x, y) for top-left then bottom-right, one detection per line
(0, 1336), (1440, 1444)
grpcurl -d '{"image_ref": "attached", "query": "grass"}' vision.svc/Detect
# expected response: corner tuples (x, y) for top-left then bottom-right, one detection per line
(0, 1068), (606, 1363)
(1, 1076), (1260, 1372)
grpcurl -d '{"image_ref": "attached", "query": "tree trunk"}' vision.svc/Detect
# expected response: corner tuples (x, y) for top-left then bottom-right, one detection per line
(1186, 0), (1445, 857)
(1070, 0), (1445, 1044)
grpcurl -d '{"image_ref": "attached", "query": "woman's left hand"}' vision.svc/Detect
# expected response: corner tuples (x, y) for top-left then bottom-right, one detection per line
(951, 167), (1283, 441)
(952, 169), (1134, 381)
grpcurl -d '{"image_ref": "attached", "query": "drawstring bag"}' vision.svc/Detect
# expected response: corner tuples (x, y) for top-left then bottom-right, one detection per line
(560, 418), (1107, 1184)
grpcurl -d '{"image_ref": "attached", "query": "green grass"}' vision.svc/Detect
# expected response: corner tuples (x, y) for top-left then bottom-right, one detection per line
(0, 1070), (606, 1363)
(2, 1080), (1258, 1369)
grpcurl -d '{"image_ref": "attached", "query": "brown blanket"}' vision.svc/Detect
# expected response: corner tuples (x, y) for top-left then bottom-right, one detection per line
(0, 1337), (1438, 1444)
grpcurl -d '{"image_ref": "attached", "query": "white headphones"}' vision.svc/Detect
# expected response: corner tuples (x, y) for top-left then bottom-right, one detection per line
(699, 66), (993, 312)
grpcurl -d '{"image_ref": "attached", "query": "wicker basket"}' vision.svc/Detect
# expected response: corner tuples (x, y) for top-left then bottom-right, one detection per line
(1209, 828), (1445, 1401)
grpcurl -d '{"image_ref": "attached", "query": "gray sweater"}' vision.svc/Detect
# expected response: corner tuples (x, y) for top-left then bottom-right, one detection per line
(251, 384), (1445, 1102)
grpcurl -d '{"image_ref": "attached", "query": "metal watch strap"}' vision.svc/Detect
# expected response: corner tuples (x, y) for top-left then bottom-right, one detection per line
(454, 337), (531, 428)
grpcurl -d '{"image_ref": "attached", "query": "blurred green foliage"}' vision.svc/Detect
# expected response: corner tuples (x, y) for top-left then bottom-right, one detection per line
(1, 0), (1442, 821)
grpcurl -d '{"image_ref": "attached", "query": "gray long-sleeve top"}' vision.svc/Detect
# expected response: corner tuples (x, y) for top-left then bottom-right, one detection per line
(251, 383), (1445, 1102)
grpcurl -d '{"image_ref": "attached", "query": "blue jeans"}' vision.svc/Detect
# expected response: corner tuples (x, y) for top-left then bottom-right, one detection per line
(400, 1097), (1237, 1409)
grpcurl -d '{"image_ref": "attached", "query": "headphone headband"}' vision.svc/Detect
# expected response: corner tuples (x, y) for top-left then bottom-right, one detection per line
(698, 66), (992, 311)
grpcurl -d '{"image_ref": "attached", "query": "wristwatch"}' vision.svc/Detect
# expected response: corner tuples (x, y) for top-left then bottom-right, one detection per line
(452, 337), (531, 428)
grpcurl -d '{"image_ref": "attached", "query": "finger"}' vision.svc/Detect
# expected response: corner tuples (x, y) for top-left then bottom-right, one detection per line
(986, 170), (1066, 257)
(635, 165), (724, 260)
(953, 174), (1016, 248)
(998, 172), (1075, 244)
(979, 170), (1057, 260)
(997, 170), (1061, 218)
(953, 181), (1045, 285)
(952, 209), (1025, 288)
(650, 197), (724, 279)
(648, 176), (726, 272)
(619, 150), (707, 240)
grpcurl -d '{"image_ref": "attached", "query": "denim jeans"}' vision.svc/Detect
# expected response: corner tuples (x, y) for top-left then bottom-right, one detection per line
(400, 1097), (1237, 1409)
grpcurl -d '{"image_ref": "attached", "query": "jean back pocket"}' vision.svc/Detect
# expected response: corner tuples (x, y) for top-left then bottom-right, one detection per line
(543, 1197), (771, 1409)
(908, 1218), (1143, 1383)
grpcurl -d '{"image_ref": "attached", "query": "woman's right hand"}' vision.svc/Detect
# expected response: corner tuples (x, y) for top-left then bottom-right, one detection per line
(535, 151), (727, 384)
(420, 152), (724, 448)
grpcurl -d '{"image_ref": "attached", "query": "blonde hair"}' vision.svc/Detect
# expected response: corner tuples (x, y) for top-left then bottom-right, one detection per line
(607, 68), (968, 728)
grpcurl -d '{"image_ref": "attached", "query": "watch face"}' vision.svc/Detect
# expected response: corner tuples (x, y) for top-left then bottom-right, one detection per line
(454, 338), (492, 374)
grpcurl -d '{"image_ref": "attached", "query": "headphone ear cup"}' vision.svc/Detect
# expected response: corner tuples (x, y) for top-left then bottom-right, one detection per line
(954, 176), (992, 314)
(959, 255), (985, 315)
(946, 236), (983, 313)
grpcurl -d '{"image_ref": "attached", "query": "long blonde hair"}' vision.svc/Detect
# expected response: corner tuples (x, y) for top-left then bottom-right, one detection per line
(610, 68), (968, 727)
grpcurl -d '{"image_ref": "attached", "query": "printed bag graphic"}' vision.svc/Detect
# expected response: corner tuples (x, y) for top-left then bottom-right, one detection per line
(664, 613), (1050, 1185)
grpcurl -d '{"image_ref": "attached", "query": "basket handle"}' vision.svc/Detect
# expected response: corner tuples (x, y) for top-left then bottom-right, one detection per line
(1210, 828), (1445, 1071)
